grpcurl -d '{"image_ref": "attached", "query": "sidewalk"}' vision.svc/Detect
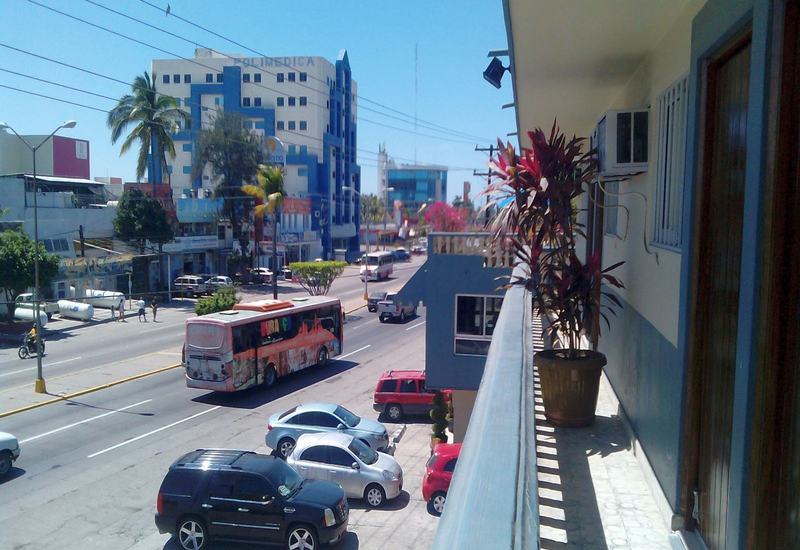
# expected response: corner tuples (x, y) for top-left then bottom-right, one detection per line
(0, 292), (369, 417)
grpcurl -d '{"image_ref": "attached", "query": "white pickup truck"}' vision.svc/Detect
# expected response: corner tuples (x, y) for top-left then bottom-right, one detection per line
(377, 292), (417, 323)
(15, 293), (59, 319)
(0, 432), (20, 476)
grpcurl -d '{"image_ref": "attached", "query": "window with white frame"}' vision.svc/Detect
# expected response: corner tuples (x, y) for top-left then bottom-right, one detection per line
(653, 75), (688, 248)
(603, 181), (619, 237)
(454, 295), (503, 356)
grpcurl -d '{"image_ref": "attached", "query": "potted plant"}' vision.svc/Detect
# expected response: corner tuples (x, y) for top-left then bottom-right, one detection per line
(429, 391), (448, 450)
(486, 122), (624, 427)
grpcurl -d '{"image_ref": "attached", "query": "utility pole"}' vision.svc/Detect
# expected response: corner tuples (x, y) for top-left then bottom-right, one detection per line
(474, 144), (496, 226)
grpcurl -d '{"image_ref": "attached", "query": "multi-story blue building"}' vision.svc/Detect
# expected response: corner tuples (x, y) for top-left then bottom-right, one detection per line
(152, 48), (361, 262)
(378, 155), (447, 215)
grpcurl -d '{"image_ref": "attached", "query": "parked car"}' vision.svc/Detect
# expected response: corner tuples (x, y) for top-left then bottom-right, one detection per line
(0, 432), (20, 476)
(410, 245), (426, 255)
(373, 369), (450, 421)
(288, 432), (403, 508)
(367, 291), (388, 313)
(14, 293), (59, 319)
(154, 448), (349, 550)
(205, 275), (234, 291)
(173, 275), (209, 297)
(266, 403), (392, 459)
(392, 248), (411, 262)
(249, 267), (273, 284)
(377, 292), (417, 323)
(422, 442), (462, 516)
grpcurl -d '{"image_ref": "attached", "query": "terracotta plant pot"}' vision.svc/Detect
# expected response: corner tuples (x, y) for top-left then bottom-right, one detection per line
(534, 349), (606, 427)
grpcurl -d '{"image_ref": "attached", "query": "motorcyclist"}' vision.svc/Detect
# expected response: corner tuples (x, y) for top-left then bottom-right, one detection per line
(25, 326), (38, 351)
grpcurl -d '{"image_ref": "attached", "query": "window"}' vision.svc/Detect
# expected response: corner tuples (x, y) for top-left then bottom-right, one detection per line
(182, 165), (192, 174)
(184, 74), (191, 83)
(254, 97), (261, 107)
(288, 72), (296, 82)
(298, 167), (308, 177)
(161, 471), (195, 496)
(603, 181), (619, 237)
(299, 96), (307, 106)
(182, 143), (192, 152)
(288, 97), (296, 106)
(242, 73), (250, 83)
(242, 97), (251, 107)
(75, 141), (88, 160)
(300, 72), (307, 82)
(399, 379), (418, 393)
(277, 72), (284, 82)
(205, 73), (213, 83)
(326, 447), (355, 468)
(444, 458), (458, 473)
(254, 121), (265, 130)
(310, 412), (340, 428)
(277, 97), (285, 107)
(454, 295), (504, 356)
(288, 121), (296, 130)
(214, 96), (223, 106)
(184, 97), (190, 106)
(216, 73), (223, 83)
(380, 379), (397, 392)
(277, 121), (285, 130)
(653, 75), (688, 248)
(162, 74), (170, 84)
(233, 474), (272, 502)
(254, 73), (261, 83)
(232, 322), (260, 353)
(300, 446), (328, 463)
(173, 74), (180, 83)
(300, 145), (307, 155)
(288, 145), (296, 155)
(299, 121), (307, 131)
(208, 472), (236, 499)
(326, 100), (329, 109)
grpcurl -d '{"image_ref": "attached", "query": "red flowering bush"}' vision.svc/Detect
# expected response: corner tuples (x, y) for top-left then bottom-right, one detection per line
(425, 201), (467, 232)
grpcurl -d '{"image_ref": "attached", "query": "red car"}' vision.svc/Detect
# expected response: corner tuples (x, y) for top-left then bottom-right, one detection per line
(372, 370), (450, 421)
(422, 442), (462, 515)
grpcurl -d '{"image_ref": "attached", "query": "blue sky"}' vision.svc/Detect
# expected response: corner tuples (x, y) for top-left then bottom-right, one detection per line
(0, 0), (515, 201)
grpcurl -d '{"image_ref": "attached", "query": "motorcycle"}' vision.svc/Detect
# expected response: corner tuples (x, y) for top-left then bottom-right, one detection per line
(18, 336), (45, 359)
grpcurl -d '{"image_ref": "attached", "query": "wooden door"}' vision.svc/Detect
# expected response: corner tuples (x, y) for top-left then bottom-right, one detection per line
(747, 1), (800, 546)
(689, 36), (751, 549)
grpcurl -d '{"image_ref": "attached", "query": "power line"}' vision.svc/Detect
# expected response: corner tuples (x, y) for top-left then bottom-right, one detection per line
(0, 83), (108, 113)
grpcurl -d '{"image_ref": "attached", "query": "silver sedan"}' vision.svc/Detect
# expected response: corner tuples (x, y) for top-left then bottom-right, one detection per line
(288, 432), (403, 508)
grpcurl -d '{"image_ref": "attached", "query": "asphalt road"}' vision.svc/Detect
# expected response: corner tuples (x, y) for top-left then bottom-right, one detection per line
(0, 256), (430, 549)
(0, 256), (424, 392)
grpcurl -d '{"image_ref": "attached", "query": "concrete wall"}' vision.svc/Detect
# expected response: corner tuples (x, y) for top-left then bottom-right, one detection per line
(451, 390), (477, 443)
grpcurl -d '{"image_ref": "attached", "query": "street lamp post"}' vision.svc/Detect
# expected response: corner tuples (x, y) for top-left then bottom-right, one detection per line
(0, 120), (77, 394)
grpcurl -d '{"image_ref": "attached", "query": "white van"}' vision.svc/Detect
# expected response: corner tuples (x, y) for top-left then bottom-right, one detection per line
(360, 251), (394, 281)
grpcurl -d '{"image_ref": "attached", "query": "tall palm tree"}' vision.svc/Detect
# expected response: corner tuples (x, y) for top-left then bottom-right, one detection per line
(360, 194), (384, 254)
(107, 71), (190, 183)
(243, 164), (286, 299)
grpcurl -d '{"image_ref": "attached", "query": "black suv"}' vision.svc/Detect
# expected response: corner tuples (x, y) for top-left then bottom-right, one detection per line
(155, 449), (348, 550)
(367, 291), (388, 312)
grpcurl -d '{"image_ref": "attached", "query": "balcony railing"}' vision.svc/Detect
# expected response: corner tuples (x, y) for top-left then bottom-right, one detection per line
(432, 278), (539, 549)
(429, 232), (514, 268)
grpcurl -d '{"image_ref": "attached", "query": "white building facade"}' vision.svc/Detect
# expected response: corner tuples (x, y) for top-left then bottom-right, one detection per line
(152, 48), (361, 261)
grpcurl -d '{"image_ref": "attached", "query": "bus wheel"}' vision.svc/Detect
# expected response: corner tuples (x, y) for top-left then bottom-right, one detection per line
(317, 347), (329, 366)
(263, 365), (277, 388)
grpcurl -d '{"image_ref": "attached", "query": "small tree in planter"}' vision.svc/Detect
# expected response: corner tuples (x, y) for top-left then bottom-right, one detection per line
(485, 122), (624, 427)
(429, 391), (449, 448)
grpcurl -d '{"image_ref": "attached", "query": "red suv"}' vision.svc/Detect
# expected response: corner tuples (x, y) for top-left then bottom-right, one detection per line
(372, 370), (449, 421)
(422, 442), (462, 515)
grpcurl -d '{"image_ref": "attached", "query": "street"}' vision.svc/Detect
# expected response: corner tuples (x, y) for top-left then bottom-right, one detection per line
(0, 257), (435, 550)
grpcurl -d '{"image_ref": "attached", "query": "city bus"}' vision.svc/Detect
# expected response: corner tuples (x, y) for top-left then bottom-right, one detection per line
(360, 251), (394, 281)
(183, 296), (343, 392)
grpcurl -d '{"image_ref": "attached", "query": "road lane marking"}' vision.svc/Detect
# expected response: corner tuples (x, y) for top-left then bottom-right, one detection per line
(0, 356), (82, 378)
(20, 399), (153, 444)
(405, 321), (426, 331)
(88, 405), (221, 458)
(336, 345), (371, 360)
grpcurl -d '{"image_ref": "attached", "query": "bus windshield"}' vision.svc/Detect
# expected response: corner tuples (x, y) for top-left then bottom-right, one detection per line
(366, 256), (380, 266)
(186, 323), (225, 349)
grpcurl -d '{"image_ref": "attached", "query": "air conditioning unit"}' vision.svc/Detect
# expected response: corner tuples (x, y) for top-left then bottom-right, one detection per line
(591, 108), (649, 178)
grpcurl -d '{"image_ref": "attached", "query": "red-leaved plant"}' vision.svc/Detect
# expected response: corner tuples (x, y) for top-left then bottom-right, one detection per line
(484, 122), (624, 358)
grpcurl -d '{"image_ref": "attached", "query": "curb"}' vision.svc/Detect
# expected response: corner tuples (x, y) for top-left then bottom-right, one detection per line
(345, 303), (367, 315)
(0, 363), (182, 419)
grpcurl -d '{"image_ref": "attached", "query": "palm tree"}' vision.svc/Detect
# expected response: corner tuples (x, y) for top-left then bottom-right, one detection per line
(107, 71), (190, 183)
(243, 164), (286, 299)
(360, 194), (384, 253)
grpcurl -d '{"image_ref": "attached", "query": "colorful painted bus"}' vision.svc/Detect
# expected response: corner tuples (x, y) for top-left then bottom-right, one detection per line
(183, 296), (343, 392)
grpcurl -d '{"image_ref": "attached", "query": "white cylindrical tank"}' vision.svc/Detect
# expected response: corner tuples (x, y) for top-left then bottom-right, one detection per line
(13, 308), (48, 327)
(58, 300), (94, 321)
(83, 289), (124, 309)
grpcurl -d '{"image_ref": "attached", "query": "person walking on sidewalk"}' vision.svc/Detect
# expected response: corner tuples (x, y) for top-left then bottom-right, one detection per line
(151, 296), (158, 322)
(118, 299), (126, 322)
(110, 305), (116, 321)
(137, 297), (147, 322)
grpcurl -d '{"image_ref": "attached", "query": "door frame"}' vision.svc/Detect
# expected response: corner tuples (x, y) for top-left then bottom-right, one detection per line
(675, 1), (776, 548)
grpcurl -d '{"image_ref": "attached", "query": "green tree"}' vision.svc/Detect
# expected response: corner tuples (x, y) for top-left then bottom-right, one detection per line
(107, 71), (190, 182)
(289, 261), (347, 296)
(195, 286), (238, 316)
(243, 164), (286, 299)
(0, 231), (60, 320)
(359, 194), (383, 253)
(113, 188), (175, 254)
(193, 112), (263, 261)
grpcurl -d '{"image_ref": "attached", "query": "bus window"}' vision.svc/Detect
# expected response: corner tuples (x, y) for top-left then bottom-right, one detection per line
(233, 323), (260, 353)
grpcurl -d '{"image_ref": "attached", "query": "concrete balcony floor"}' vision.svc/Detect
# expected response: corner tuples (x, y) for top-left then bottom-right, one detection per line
(534, 340), (671, 548)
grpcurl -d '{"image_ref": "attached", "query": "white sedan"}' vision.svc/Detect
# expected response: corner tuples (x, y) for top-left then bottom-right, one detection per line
(288, 432), (403, 508)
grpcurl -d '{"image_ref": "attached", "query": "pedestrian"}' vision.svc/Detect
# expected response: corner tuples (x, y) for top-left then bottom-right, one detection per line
(110, 305), (116, 321)
(137, 297), (147, 322)
(151, 296), (158, 322)
(118, 299), (126, 322)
